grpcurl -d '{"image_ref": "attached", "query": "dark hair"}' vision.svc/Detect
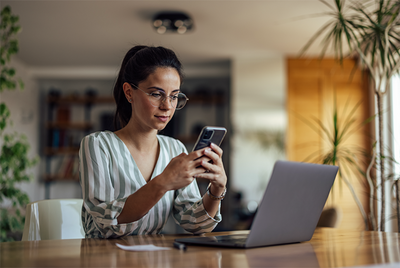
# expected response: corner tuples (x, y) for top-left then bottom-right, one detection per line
(113, 45), (184, 129)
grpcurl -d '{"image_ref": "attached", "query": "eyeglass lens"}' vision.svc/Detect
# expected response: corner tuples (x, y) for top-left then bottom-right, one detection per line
(130, 84), (188, 110)
(148, 92), (188, 110)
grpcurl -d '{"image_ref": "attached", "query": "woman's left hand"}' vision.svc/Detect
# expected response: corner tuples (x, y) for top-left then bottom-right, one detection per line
(195, 143), (227, 191)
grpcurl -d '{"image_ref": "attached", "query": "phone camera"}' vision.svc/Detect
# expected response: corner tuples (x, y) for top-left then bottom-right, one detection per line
(203, 130), (213, 140)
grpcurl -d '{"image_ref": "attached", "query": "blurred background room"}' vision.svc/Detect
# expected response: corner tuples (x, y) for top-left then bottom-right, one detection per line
(1, 0), (399, 240)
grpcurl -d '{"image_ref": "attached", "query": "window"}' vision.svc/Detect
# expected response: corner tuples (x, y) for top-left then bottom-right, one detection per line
(392, 75), (400, 178)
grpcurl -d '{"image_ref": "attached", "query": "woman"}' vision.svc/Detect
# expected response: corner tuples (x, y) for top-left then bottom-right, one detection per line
(79, 45), (227, 238)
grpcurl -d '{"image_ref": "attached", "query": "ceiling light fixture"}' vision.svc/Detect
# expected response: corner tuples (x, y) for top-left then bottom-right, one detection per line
(152, 12), (193, 34)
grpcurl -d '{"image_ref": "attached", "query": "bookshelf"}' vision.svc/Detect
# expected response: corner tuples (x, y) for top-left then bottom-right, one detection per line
(43, 92), (114, 198)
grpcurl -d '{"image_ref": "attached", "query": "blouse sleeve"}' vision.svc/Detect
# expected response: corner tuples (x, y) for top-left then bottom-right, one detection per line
(79, 133), (141, 238)
(171, 142), (222, 234)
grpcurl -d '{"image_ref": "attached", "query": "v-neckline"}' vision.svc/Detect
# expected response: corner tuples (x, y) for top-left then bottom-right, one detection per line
(111, 131), (161, 184)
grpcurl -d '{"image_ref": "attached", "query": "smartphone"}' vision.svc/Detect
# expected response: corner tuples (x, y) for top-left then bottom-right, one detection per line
(192, 126), (227, 152)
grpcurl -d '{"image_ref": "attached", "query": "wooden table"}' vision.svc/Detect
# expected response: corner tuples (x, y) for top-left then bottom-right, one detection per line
(1, 228), (400, 267)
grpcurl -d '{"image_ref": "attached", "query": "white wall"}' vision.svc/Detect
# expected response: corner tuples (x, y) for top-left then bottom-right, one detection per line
(231, 56), (286, 210)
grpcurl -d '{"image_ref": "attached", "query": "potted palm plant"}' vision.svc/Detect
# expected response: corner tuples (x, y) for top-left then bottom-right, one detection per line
(298, 97), (372, 230)
(0, 5), (38, 241)
(301, 0), (400, 231)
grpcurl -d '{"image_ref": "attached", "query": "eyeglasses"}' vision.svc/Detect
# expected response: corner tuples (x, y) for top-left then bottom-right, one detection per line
(130, 84), (189, 110)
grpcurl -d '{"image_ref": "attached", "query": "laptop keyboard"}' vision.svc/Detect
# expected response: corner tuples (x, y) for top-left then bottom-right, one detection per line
(209, 235), (248, 246)
(217, 237), (247, 243)
(175, 234), (249, 248)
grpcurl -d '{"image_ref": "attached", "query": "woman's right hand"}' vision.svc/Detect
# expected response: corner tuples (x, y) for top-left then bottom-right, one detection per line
(155, 149), (209, 191)
(118, 149), (210, 224)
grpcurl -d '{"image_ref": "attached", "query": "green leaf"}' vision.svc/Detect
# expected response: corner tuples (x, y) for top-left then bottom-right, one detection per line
(0, 5), (23, 92)
(18, 78), (24, 89)
(0, 5), (38, 242)
(11, 25), (21, 34)
(6, 67), (15, 76)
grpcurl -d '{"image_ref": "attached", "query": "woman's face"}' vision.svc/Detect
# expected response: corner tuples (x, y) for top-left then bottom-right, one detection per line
(127, 67), (181, 132)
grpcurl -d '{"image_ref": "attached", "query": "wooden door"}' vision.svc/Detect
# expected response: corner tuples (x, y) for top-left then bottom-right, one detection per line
(287, 58), (372, 230)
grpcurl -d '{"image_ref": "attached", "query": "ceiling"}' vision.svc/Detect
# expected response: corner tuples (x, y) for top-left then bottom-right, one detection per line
(2, 0), (331, 68)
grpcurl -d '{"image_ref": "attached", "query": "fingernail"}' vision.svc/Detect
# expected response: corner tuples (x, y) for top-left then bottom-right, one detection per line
(205, 148), (211, 153)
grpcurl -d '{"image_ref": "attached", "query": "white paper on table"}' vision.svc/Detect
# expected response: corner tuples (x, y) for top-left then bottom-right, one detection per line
(116, 243), (171, 251)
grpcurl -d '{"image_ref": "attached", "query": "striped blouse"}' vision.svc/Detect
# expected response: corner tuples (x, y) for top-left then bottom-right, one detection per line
(79, 131), (221, 238)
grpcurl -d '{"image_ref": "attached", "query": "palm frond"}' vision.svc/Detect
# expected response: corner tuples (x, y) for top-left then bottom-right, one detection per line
(339, 100), (363, 139)
(299, 21), (336, 56)
(301, 0), (399, 79)
(311, 116), (336, 143)
(320, 0), (337, 10)
(292, 110), (322, 135)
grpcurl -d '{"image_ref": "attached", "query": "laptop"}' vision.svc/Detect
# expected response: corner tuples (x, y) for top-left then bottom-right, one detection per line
(175, 160), (338, 248)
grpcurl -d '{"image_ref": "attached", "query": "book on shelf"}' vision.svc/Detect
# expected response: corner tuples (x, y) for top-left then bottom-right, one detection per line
(52, 130), (60, 148)
(57, 105), (70, 123)
(59, 130), (66, 147)
(51, 130), (74, 149)
(57, 155), (79, 179)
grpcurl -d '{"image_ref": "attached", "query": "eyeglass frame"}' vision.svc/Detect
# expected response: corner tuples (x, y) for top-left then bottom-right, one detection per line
(129, 83), (189, 110)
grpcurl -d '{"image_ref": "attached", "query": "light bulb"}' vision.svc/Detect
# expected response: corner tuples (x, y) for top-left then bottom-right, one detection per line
(157, 26), (167, 34)
(153, 19), (162, 28)
(177, 26), (187, 34)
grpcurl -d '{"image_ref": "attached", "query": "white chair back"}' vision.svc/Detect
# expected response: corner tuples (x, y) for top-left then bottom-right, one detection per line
(22, 199), (85, 241)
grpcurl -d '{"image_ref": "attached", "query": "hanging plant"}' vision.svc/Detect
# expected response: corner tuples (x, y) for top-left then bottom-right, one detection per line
(0, 5), (39, 242)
